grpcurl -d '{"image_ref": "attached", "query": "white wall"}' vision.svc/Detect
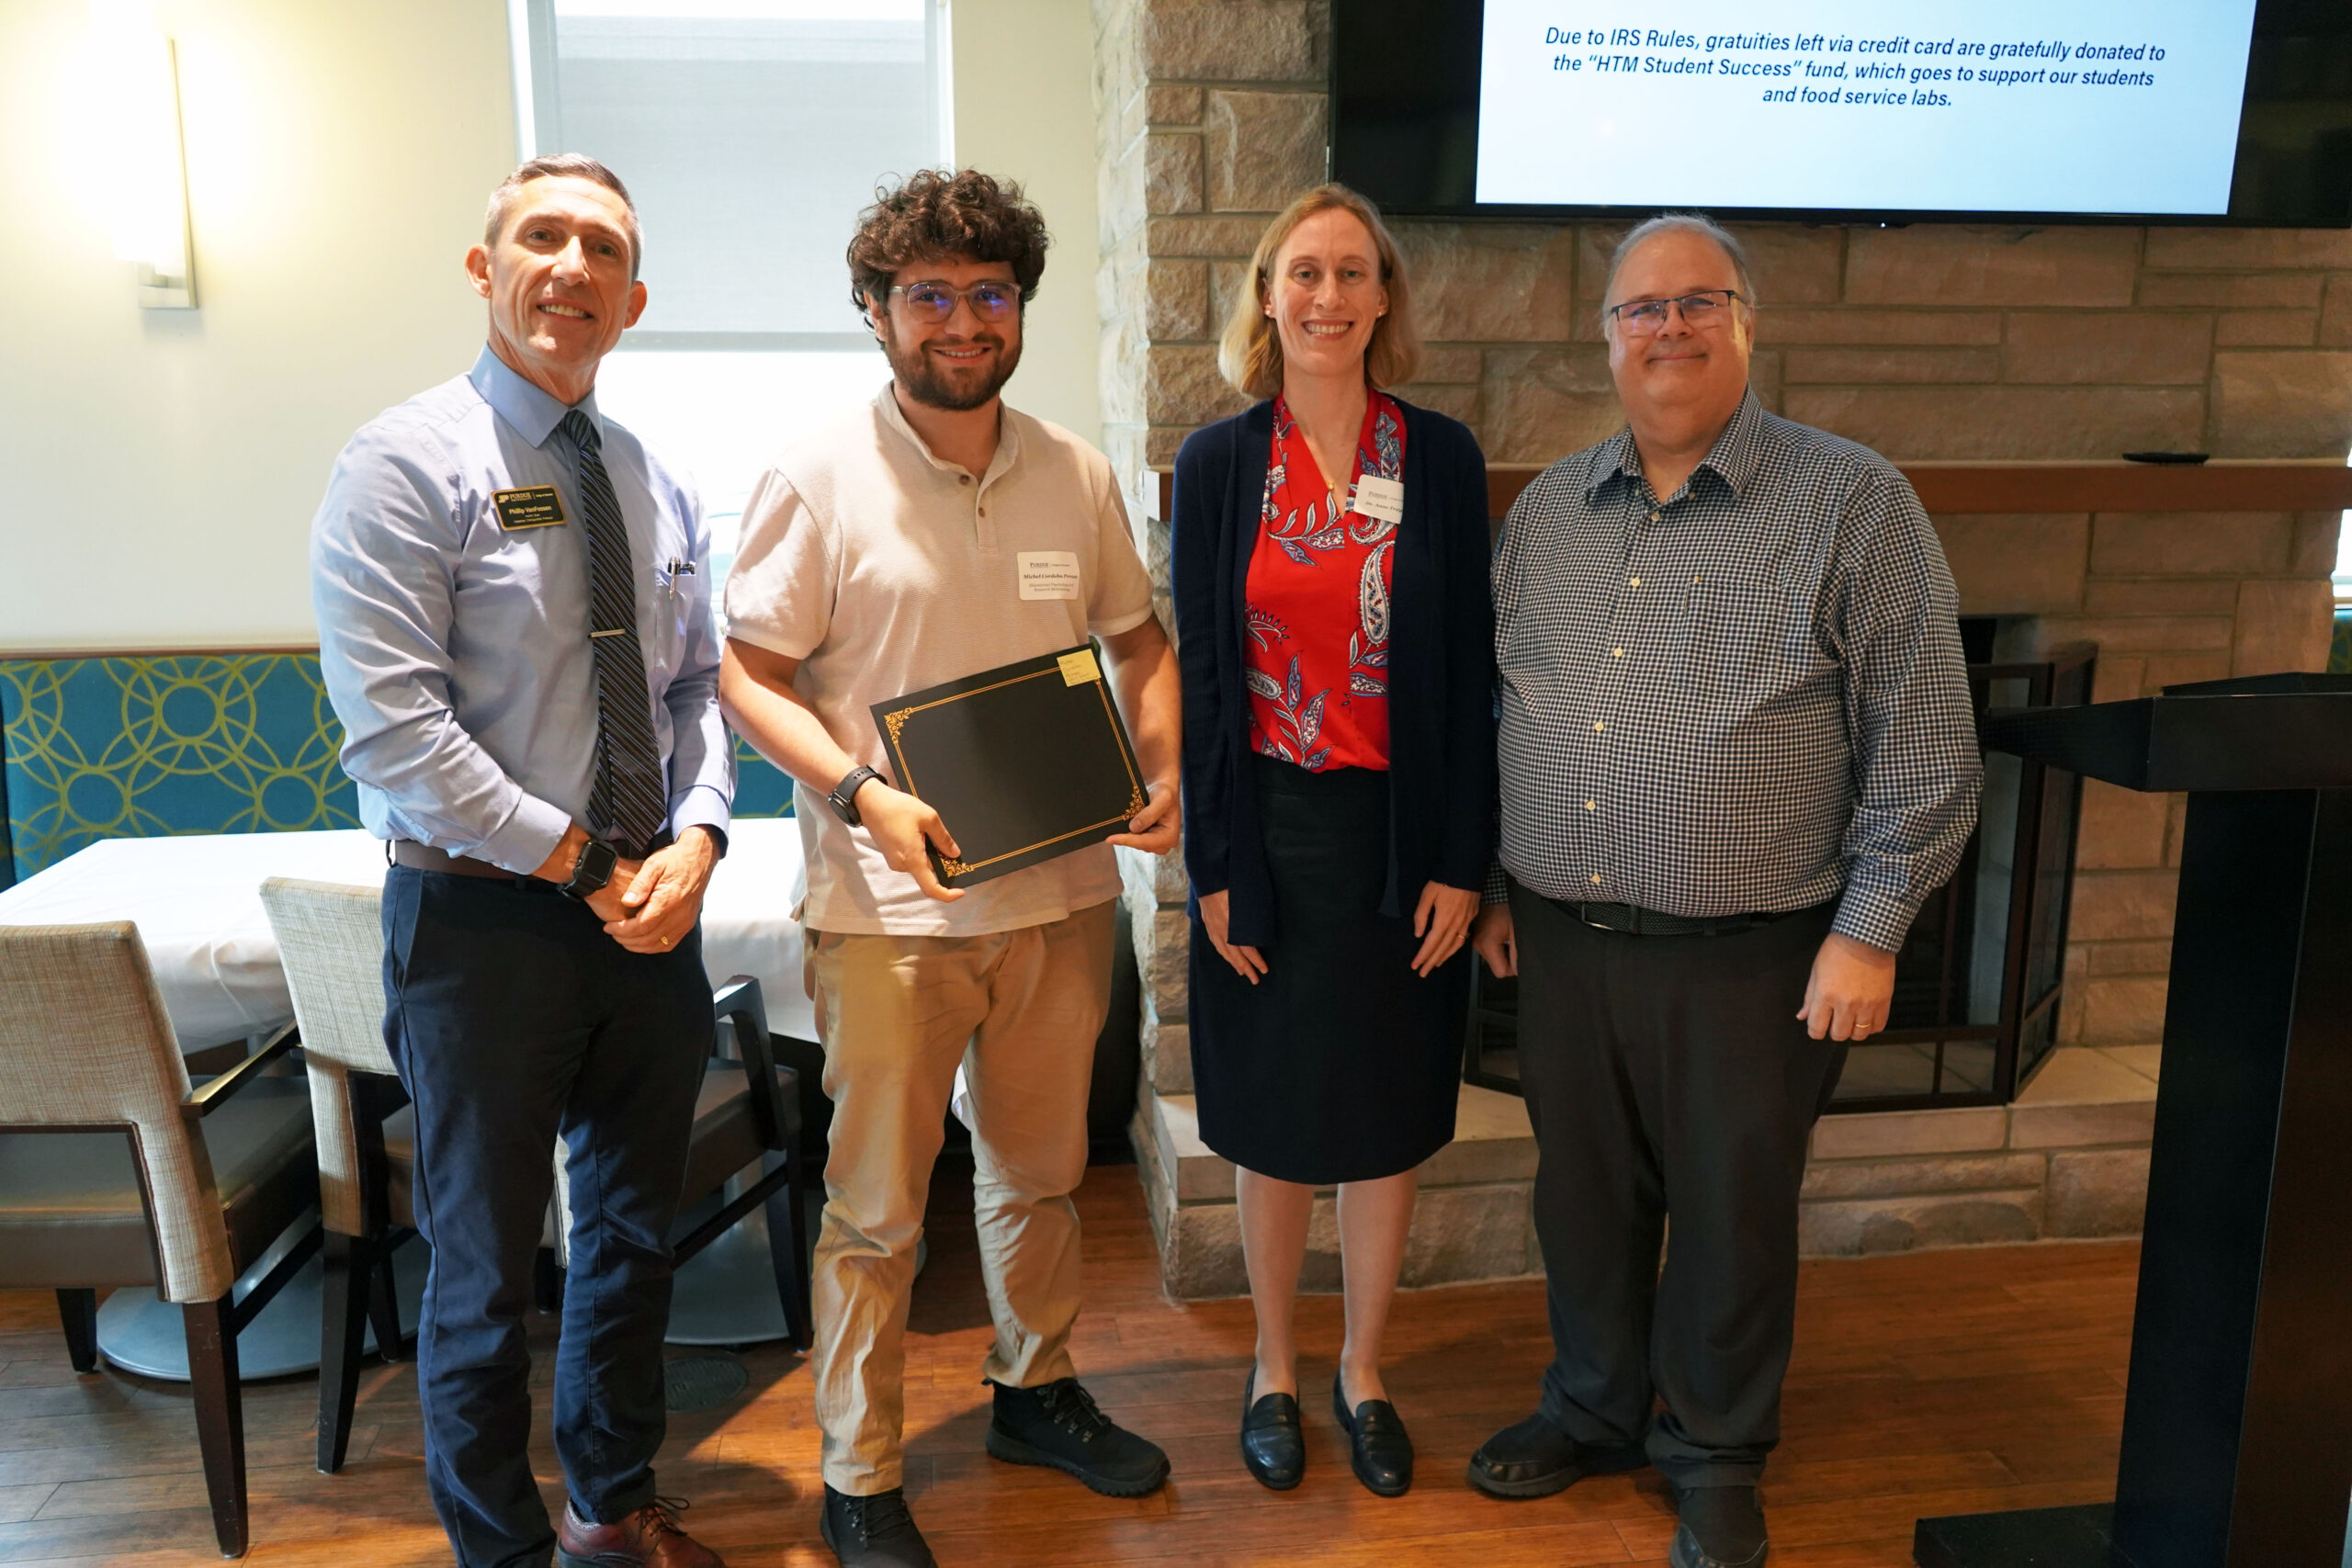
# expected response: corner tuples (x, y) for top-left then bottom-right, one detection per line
(0, 0), (1103, 652)
(0, 0), (515, 651)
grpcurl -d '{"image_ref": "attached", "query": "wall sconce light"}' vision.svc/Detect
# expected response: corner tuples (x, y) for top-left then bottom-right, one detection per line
(90, 1), (197, 309)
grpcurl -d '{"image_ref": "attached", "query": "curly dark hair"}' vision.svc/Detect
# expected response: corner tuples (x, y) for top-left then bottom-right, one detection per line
(847, 168), (1051, 325)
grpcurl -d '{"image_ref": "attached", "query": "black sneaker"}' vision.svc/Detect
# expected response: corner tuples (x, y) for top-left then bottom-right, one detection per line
(1669, 1483), (1769, 1568)
(819, 1485), (935, 1568)
(985, 1377), (1171, 1497)
(1466, 1410), (1650, 1498)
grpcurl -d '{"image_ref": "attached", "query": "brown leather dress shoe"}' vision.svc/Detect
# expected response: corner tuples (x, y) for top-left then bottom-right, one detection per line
(559, 1497), (724, 1568)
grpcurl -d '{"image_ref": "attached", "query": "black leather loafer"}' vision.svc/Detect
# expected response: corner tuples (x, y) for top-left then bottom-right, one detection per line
(1238, 1369), (1305, 1490)
(1669, 1483), (1769, 1568)
(1330, 1373), (1412, 1496)
(1466, 1410), (1650, 1498)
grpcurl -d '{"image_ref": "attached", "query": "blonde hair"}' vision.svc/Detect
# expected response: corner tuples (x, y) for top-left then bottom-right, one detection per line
(1217, 185), (1421, 400)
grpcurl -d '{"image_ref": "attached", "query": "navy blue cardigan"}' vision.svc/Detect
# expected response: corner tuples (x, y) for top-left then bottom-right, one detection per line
(1171, 397), (1498, 950)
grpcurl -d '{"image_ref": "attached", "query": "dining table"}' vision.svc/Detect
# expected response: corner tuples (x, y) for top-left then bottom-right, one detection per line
(0, 819), (818, 1047)
(0, 818), (820, 1375)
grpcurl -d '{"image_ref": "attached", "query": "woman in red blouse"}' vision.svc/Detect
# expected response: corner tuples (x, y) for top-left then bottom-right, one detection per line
(1171, 186), (1498, 1499)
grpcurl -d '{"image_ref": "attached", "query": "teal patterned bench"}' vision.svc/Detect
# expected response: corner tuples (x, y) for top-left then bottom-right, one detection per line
(729, 735), (794, 821)
(0, 652), (790, 890)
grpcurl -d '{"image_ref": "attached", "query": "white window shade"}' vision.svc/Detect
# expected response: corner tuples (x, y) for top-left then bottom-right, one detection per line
(523, 0), (948, 347)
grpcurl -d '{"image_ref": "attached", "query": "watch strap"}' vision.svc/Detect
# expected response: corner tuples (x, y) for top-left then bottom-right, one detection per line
(829, 765), (883, 826)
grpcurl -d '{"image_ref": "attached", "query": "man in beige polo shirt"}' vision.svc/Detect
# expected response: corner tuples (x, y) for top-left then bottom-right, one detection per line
(719, 169), (1181, 1568)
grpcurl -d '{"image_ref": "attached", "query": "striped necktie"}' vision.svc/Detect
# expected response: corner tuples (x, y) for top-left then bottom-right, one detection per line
(558, 409), (669, 859)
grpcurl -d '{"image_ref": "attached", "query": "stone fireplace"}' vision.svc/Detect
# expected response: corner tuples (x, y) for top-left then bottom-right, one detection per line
(1090, 0), (2352, 1293)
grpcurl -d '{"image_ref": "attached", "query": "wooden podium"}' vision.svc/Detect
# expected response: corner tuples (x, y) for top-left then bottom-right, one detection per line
(1916, 674), (2352, 1568)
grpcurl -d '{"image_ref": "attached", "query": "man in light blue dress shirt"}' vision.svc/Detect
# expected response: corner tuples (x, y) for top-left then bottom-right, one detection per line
(312, 154), (730, 1568)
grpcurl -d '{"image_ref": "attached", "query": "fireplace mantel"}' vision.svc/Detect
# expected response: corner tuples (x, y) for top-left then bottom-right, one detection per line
(1148, 459), (2352, 522)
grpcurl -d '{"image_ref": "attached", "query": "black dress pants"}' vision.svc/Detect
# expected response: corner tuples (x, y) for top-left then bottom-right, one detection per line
(382, 867), (711, 1568)
(1510, 879), (1846, 1490)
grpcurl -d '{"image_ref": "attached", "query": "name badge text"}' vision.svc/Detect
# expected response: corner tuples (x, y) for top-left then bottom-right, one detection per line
(1018, 550), (1082, 601)
(1350, 475), (1406, 525)
(492, 486), (567, 529)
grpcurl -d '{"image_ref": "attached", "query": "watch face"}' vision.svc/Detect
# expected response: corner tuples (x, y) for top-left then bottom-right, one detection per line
(575, 840), (618, 889)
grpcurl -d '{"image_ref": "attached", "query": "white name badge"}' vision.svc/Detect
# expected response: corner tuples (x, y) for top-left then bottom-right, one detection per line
(1351, 475), (1406, 525)
(1017, 550), (1082, 601)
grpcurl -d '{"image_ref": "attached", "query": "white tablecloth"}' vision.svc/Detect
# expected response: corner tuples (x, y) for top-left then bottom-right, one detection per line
(0, 822), (816, 1048)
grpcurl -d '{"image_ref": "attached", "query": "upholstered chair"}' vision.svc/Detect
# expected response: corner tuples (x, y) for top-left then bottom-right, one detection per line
(544, 973), (815, 1352)
(262, 878), (813, 1480)
(0, 921), (321, 1559)
(257, 877), (419, 1473)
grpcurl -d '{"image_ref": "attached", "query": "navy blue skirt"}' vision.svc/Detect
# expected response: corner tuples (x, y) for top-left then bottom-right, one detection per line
(1188, 754), (1467, 1185)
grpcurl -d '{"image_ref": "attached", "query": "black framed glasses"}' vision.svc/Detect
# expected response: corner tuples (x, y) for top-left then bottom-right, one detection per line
(887, 279), (1022, 323)
(1606, 289), (1745, 333)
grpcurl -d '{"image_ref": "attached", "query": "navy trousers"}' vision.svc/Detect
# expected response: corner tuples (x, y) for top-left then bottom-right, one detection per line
(382, 867), (710, 1568)
(1510, 881), (1847, 1491)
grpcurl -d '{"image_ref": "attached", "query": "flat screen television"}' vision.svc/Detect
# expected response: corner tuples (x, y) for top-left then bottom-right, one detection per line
(1331, 0), (2352, 225)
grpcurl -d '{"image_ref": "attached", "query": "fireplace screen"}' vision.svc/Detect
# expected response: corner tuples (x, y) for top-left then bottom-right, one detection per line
(1464, 642), (2094, 1114)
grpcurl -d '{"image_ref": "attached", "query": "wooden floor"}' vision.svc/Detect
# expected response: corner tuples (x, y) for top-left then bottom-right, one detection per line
(0, 1160), (2137, 1567)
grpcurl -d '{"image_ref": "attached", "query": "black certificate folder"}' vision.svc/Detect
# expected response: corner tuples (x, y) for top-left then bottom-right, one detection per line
(870, 644), (1146, 888)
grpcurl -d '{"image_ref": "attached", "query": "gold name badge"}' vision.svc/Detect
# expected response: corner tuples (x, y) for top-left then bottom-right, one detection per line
(492, 486), (566, 529)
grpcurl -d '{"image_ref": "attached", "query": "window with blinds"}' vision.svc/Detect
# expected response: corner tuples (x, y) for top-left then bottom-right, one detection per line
(510, 0), (951, 572)
(518, 0), (947, 347)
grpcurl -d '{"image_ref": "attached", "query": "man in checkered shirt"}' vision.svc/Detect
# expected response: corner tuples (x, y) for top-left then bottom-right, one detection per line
(1465, 214), (1981, 1568)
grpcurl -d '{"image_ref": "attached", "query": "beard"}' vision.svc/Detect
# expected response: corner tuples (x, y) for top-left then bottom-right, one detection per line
(876, 321), (1023, 412)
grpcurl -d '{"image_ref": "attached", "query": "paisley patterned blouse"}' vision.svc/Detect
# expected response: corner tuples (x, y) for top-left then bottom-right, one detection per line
(1241, 389), (1406, 772)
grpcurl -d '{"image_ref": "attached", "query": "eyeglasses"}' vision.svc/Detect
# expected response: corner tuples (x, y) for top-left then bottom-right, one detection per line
(1606, 289), (1745, 333)
(886, 280), (1022, 323)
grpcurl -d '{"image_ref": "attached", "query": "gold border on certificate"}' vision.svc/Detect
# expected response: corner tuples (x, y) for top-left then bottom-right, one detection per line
(878, 654), (1147, 878)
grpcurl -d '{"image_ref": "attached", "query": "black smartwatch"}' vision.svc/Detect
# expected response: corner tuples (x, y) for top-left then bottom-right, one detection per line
(557, 837), (619, 900)
(828, 765), (883, 827)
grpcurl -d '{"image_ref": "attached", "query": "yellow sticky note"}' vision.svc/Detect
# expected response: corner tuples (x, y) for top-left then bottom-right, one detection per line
(1057, 648), (1102, 686)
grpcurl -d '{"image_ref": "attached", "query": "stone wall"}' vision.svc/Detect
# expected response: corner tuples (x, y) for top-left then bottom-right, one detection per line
(1802, 1046), (2159, 1258)
(1094, 0), (2352, 1095)
(1953, 507), (2337, 1056)
(1140, 1043), (2166, 1297)
(1092, 2), (2352, 484)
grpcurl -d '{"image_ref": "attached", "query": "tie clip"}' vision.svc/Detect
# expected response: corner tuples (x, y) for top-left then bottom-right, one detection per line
(591, 628), (627, 638)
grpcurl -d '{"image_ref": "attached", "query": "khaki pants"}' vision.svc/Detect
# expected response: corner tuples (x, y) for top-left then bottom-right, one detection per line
(804, 900), (1115, 1495)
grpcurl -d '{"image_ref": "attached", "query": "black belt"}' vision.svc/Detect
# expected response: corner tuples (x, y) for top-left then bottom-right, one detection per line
(1550, 899), (1803, 938)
